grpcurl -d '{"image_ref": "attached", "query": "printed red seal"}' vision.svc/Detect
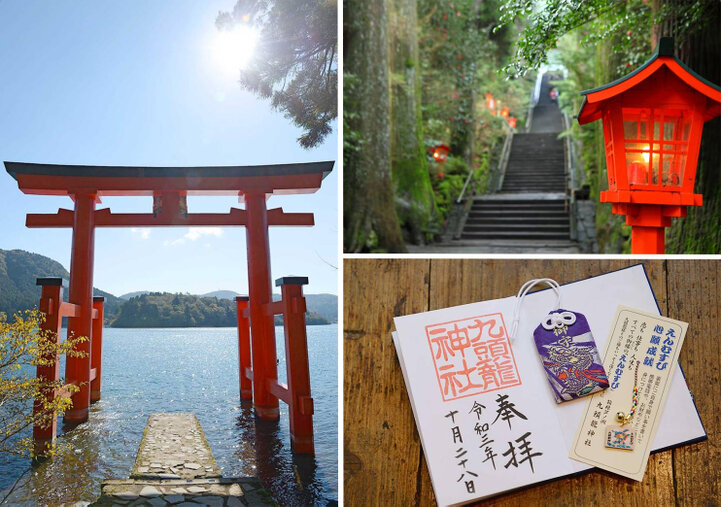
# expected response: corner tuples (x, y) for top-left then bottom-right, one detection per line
(426, 313), (521, 402)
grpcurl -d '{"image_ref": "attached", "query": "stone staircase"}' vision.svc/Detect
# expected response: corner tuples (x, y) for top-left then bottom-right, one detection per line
(458, 69), (572, 244)
(500, 133), (566, 193)
(461, 194), (570, 241)
(460, 130), (570, 242)
(413, 73), (586, 253)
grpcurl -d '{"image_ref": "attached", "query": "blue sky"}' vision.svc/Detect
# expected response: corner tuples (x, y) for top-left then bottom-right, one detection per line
(0, 1), (338, 296)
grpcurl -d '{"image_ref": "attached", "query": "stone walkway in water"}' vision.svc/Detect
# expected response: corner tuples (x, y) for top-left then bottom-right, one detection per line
(96, 413), (270, 506)
(131, 413), (221, 480)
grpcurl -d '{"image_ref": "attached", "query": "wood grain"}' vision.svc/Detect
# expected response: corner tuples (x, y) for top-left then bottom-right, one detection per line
(343, 259), (719, 506)
(667, 261), (721, 506)
(343, 259), (430, 505)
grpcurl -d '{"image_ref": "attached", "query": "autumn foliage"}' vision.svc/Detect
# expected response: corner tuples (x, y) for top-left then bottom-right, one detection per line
(0, 309), (86, 458)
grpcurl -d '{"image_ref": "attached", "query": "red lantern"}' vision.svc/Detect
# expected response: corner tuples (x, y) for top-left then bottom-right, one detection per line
(431, 144), (450, 164)
(486, 92), (495, 113)
(577, 37), (721, 254)
(508, 116), (517, 129)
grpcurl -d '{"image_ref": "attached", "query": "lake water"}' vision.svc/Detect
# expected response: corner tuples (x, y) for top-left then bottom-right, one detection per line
(0, 325), (338, 505)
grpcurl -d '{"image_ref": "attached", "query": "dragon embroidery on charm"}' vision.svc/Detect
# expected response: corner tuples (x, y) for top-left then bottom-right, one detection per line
(510, 280), (609, 404)
(543, 342), (609, 398)
(534, 309), (609, 403)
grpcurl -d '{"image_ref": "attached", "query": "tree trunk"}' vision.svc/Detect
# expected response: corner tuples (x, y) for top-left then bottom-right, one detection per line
(449, 0), (482, 166)
(343, 0), (406, 252)
(389, 0), (435, 244)
(654, 0), (721, 253)
(449, 73), (474, 163)
(593, 33), (629, 253)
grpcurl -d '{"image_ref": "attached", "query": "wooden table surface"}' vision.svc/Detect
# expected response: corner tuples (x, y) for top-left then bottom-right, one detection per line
(343, 259), (720, 506)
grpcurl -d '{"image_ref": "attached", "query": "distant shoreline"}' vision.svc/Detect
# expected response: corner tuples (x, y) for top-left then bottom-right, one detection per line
(108, 322), (335, 329)
(58, 322), (337, 330)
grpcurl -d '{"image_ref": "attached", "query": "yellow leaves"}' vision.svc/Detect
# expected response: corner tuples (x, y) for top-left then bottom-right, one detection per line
(0, 308), (85, 458)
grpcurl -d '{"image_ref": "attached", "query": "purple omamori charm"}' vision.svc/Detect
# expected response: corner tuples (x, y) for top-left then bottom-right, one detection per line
(533, 309), (609, 403)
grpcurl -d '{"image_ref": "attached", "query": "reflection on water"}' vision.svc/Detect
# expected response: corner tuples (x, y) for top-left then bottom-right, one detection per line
(235, 400), (325, 505)
(0, 325), (338, 505)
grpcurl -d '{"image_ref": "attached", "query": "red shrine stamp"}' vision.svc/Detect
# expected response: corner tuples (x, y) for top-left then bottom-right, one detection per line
(426, 313), (521, 402)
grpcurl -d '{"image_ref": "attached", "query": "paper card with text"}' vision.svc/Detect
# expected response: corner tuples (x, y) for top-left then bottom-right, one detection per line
(392, 265), (705, 507)
(569, 306), (688, 481)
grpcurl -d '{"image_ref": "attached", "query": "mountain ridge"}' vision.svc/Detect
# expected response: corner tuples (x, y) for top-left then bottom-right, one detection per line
(0, 249), (337, 326)
(0, 249), (123, 323)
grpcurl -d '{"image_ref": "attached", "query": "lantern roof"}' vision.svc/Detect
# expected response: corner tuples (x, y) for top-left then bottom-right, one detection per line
(577, 37), (721, 125)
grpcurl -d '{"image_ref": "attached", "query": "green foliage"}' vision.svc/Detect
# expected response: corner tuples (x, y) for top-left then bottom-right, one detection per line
(550, 29), (633, 252)
(0, 309), (86, 458)
(416, 0), (531, 236)
(429, 155), (468, 225)
(0, 249), (123, 325)
(388, 0), (436, 245)
(497, 0), (711, 77)
(0, 249), (337, 328)
(110, 292), (331, 327)
(217, 0), (337, 148)
(418, 0), (514, 159)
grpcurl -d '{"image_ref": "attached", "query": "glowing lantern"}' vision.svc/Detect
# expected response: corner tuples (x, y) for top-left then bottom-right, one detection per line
(486, 92), (496, 114)
(508, 116), (517, 129)
(577, 37), (721, 254)
(431, 144), (450, 164)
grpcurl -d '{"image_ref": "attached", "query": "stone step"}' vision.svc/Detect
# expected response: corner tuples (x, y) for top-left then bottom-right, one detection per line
(501, 189), (565, 193)
(101, 478), (267, 505)
(98, 413), (268, 505)
(505, 176), (564, 181)
(469, 205), (566, 212)
(463, 223), (569, 233)
(468, 205), (567, 211)
(502, 183), (566, 192)
(508, 161), (564, 168)
(469, 209), (566, 216)
(505, 172), (564, 176)
(503, 182), (565, 186)
(467, 215), (568, 222)
(465, 216), (569, 225)
(471, 198), (566, 205)
(502, 181), (565, 186)
(504, 169), (565, 174)
(508, 155), (564, 159)
(502, 186), (565, 191)
(461, 230), (571, 240)
(503, 176), (564, 179)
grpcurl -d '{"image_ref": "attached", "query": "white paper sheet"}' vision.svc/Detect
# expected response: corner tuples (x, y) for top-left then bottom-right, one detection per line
(392, 265), (705, 507)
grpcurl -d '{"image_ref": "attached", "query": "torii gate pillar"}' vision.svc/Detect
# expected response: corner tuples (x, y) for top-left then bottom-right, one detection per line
(5, 160), (334, 433)
(64, 192), (97, 424)
(245, 192), (280, 420)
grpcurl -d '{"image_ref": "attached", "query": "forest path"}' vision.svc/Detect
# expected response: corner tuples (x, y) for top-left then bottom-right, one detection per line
(420, 74), (580, 253)
(423, 73), (579, 253)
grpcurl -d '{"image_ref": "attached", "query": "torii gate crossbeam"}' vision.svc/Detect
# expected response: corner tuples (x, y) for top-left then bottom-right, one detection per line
(5, 161), (333, 455)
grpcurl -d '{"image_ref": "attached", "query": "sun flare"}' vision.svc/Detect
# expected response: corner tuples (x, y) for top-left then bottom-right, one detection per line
(211, 25), (258, 76)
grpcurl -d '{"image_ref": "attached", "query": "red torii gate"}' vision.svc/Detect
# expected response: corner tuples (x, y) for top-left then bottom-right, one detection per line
(5, 160), (333, 455)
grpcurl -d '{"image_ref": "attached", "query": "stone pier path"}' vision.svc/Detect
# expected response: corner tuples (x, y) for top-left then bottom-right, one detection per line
(131, 413), (221, 480)
(96, 413), (271, 506)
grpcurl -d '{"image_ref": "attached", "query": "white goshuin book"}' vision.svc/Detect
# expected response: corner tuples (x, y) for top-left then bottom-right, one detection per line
(392, 265), (706, 507)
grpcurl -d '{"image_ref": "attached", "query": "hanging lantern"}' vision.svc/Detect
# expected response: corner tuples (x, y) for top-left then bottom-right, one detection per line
(430, 144), (451, 164)
(577, 37), (721, 254)
(486, 92), (496, 114)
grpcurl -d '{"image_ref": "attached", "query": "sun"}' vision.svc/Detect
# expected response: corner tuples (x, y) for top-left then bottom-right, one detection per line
(211, 25), (259, 77)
